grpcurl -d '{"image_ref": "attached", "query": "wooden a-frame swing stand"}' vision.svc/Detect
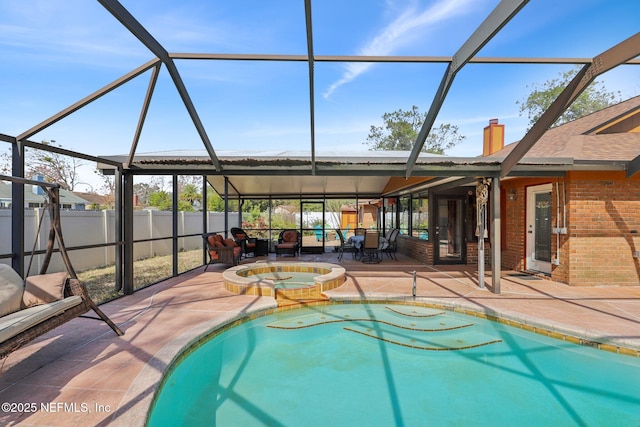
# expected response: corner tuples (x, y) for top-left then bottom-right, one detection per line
(0, 175), (123, 359)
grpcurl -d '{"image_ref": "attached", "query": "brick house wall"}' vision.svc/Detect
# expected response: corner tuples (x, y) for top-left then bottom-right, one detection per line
(565, 171), (640, 286)
(397, 235), (432, 264)
(395, 171), (640, 286)
(501, 172), (640, 286)
(397, 236), (488, 266)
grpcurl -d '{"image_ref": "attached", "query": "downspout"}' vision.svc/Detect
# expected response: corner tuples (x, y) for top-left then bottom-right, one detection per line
(555, 181), (560, 265)
(562, 179), (566, 230)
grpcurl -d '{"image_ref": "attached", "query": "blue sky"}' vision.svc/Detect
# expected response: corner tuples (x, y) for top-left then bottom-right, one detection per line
(1, 0), (639, 191)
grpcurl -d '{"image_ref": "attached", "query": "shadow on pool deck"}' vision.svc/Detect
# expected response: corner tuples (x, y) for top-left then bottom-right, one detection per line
(1, 251), (639, 426)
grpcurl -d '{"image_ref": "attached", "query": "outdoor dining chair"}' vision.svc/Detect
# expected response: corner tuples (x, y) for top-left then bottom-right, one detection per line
(335, 228), (356, 261)
(383, 228), (399, 261)
(362, 230), (381, 263)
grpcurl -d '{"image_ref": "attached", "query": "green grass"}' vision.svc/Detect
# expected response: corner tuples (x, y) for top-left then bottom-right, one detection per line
(77, 249), (203, 304)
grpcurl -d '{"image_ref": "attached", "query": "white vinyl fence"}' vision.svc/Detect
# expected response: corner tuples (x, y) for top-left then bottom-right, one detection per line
(0, 209), (239, 274)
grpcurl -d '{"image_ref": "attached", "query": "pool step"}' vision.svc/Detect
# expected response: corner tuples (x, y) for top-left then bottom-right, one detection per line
(275, 294), (329, 307)
(344, 324), (502, 351)
(267, 305), (503, 351)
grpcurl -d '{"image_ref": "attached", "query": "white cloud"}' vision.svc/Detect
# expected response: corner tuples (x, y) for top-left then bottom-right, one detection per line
(323, 0), (477, 98)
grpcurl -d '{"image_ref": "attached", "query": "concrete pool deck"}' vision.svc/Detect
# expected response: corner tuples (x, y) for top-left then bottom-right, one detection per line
(1, 252), (639, 426)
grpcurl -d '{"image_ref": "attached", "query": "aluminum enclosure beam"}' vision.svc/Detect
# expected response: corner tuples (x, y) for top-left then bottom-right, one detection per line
(127, 64), (161, 167)
(2, 137), (121, 167)
(98, 0), (222, 172)
(17, 59), (159, 142)
(501, 32), (640, 177)
(304, 0), (317, 175)
(405, 0), (529, 178)
(169, 52), (640, 65)
(627, 154), (640, 178)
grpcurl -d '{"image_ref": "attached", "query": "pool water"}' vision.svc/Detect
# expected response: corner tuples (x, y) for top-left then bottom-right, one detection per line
(247, 272), (317, 289)
(148, 304), (640, 426)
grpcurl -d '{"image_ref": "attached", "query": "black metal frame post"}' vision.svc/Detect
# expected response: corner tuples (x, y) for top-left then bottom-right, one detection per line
(11, 139), (24, 276)
(123, 172), (134, 295)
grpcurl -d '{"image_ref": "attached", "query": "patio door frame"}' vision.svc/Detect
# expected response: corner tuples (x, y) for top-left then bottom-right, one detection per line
(300, 200), (325, 254)
(525, 183), (552, 274)
(433, 195), (466, 264)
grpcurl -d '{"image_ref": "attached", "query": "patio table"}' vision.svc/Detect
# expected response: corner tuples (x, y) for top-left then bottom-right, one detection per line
(348, 235), (389, 250)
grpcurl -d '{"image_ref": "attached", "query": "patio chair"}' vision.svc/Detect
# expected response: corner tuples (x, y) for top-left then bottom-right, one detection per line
(383, 228), (399, 261)
(362, 230), (381, 264)
(275, 230), (300, 256)
(335, 228), (356, 261)
(230, 227), (257, 258)
(204, 233), (241, 269)
(314, 225), (324, 241)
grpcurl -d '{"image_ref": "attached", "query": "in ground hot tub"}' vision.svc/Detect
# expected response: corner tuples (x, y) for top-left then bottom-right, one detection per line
(222, 262), (346, 301)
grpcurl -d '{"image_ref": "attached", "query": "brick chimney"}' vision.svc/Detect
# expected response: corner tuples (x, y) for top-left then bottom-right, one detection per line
(483, 118), (504, 156)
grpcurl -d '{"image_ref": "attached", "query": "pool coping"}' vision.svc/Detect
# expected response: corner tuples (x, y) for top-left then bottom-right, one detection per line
(123, 294), (640, 426)
(222, 261), (346, 298)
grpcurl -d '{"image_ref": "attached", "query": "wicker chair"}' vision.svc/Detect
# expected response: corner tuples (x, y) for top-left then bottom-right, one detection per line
(204, 233), (242, 269)
(230, 227), (257, 258)
(275, 230), (300, 256)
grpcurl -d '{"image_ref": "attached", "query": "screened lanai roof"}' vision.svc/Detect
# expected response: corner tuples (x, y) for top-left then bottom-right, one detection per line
(1, 0), (640, 198)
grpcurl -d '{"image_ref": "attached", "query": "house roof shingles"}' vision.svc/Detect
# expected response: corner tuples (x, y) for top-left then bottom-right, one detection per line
(490, 95), (640, 162)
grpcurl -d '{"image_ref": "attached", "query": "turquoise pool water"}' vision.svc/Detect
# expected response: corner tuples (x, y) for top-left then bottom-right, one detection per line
(148, 304), (640, 426)
(246, 272), (317, 288)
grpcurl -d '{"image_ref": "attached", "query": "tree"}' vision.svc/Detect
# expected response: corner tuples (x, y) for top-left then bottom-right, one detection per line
(148, 190), (172, 210)
(517, 67), (621, 130)
(26, 140), (83, 190)
(93, 170), (116, 209)
(178, 183), (202, 211)
(133, 178), (165, 207)
(0, 148), (10, 174)
(206, 188), (225, 212)
(365, 105), (465, 154)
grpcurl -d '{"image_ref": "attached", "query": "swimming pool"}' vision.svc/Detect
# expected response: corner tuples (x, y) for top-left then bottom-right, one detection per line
(148, 303), (640, 426)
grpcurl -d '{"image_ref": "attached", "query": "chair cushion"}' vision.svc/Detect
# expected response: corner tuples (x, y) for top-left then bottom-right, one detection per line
(277, 242), (297, 249)
(0, 296), (82, 343)
(223, 238), (238, 247)
(207, 234), (224, 246)
(22, 272), (68, 308)
(282, 231), (298, 242)
(0, 264), (25, 317)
